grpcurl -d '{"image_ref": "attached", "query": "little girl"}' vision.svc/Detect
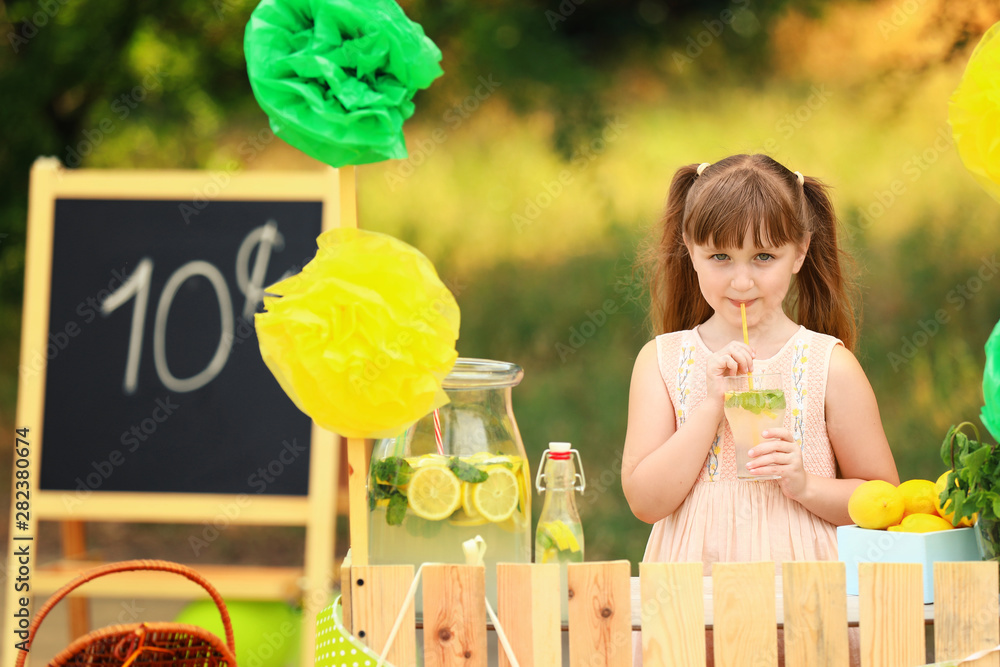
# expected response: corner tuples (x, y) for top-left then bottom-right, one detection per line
(622, 154), (898, 664)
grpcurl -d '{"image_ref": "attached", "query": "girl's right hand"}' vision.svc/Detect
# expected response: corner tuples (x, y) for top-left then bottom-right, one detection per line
(706, 341), (755, 401)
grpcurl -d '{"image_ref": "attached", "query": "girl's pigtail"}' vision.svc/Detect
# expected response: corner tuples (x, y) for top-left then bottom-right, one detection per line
(641, 164), (709, 335)
(795, 176), (859, 351)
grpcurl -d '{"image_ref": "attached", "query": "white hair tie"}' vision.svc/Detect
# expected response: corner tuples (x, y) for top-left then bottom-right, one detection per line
(794, 171), (804, 186)
(697, 162), (711, 176)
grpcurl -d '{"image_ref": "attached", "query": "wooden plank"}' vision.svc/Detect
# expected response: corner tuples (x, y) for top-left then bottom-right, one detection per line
(340, 559), (353, 634)
(639, 562), (704, 667)
(782, 561), (849, 667)
(423, 564), (487, 667)
(1, 157), (57, 667)
(341, 165), (369, 568)
(497, 563), (560, 667)
(33, 491), (314, 524)
(300, 420), (338, 665)
(346, 437), (369, 566)
(60, 521), (91, 639)
(934, 561), (1000, 667)
(43, 165), (339, 200)
(712, 562), (777, 666)
(858, 562), (924, 667)
(32, 562), (303, 599)
(568, 560), (632, 667)
(351, 565), (415, 667)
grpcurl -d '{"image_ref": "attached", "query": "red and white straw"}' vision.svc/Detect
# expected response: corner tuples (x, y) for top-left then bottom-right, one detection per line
(432, 408), (444, 455)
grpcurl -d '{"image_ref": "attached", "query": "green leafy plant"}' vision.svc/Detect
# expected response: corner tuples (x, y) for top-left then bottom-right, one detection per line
(938, 421), (1000, 524)
(940, 320), (1000, 527)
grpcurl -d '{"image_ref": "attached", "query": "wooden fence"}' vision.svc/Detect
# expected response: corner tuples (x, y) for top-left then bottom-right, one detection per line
(340, 560), (1000, 667)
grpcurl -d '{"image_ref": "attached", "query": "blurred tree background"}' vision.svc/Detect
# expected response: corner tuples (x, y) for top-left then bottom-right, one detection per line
(1, 0), (1000, 572)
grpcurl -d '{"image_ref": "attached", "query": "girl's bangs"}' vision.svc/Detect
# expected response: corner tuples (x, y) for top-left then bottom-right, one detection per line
(685, 170), (801, 250)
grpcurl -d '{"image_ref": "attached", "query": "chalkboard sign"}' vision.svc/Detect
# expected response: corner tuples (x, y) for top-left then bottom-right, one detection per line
(4, 158), (350, 667)
(16, 159), (344, 518)
(39, 197), (322, 495)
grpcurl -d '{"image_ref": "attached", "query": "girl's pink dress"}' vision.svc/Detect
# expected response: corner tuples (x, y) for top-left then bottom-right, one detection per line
(641, 325), (842, 570)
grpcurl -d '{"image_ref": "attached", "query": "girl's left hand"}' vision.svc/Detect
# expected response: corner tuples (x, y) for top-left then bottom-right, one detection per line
(745, 427), (809, 501)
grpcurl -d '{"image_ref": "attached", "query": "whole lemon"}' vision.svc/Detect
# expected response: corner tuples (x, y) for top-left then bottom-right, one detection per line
(848, 480), (905, 529)
(934, 471), (977, 527)
(887, 513), (954, 533)
(897, 479), (938, 517)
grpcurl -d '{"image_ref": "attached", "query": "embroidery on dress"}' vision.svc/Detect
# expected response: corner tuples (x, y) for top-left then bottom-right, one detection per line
(675, 334), (696, 426)
(791, 337), (808, 451)
(676, 333), (721, 480)
(707, 429), (721, 481)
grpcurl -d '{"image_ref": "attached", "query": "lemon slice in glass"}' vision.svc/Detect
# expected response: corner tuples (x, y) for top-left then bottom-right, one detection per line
(540, 520), (580, 552)
(462, 482), (483, 518)
(472, 467), (520, 523)
(407, 465), (461, 521)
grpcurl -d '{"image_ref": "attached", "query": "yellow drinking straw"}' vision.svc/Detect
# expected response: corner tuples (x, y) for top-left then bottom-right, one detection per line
(740, 303), (754, 390)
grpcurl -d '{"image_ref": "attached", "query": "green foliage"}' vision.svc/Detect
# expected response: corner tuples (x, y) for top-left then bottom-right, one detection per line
(939, 422), (1000, 523)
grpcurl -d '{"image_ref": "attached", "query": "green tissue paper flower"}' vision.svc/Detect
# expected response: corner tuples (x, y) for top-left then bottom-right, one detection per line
(983, 317), (1000, 442)
(244, 0), (443, 167)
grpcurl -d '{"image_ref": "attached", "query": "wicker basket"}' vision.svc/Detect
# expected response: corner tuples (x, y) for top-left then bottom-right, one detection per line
(16, 559), (238, 667)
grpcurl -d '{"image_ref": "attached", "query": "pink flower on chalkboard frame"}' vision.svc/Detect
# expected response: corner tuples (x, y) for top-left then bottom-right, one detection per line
(244, 0), (444, 167)
(255, 228), (460, 439)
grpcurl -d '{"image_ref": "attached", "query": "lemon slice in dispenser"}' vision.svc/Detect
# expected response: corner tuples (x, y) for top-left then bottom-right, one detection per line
(472, 466), (520, 523)
(407, 465), (462, 521)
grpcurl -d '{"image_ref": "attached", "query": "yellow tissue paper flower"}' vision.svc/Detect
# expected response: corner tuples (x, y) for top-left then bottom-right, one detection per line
(255, 228), (460, 438)
(949, 21), (1000, 203)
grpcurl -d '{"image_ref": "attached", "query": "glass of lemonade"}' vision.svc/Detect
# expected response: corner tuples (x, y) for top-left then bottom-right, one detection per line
(367, 359), (531, 613)
(724, 373), (786, 481)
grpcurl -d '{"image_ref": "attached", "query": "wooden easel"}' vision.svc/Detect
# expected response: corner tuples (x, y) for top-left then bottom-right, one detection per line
(3, 159), (357, 667)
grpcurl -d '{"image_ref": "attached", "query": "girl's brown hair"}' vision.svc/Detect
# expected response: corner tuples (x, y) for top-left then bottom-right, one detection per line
(638, 154), (859, 350)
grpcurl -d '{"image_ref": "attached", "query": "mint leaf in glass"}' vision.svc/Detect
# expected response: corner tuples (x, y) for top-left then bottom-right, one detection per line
(372, 456), (414, 487)
(386, 491), (408, 526)
(449, 457), (488, 483)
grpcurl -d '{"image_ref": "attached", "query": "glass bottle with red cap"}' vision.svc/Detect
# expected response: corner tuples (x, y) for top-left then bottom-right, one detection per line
(535, 441), (585, 619)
